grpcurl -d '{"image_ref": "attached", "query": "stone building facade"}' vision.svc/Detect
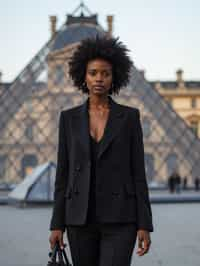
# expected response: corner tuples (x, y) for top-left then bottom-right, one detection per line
(151, 69), (200, 138)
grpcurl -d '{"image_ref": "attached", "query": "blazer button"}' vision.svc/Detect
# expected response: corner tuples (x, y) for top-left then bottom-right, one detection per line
(75, 164), (81, 171)
(73, 184), (79, 195)
(66, 191), (72, 199)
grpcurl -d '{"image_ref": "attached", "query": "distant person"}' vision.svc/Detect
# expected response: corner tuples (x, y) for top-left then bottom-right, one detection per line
(49, 36), (153, 266)
(174, 172), (181, 193)
(194, 177), (200, 191)
(183, 176), (188, 190)
(168, 173), (175, 193)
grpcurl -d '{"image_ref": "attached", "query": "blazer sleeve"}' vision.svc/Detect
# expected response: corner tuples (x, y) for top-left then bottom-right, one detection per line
(49, 111), (69, 232)
(131, 109), (154, 232)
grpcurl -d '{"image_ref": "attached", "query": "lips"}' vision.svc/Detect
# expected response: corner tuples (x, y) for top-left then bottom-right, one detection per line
(93, 85), (105, 89)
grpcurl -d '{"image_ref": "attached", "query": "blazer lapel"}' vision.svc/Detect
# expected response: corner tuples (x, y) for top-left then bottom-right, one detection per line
(71, 95), (125, 161)
(71, 98), (91, 162)
(97, 96), (125, 159)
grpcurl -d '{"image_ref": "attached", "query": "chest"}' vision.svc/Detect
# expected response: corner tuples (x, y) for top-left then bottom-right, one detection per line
(88, 110), (110, 142)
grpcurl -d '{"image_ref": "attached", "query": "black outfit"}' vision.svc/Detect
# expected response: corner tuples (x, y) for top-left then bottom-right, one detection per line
(50, 95), (153, 266)
(67, 135), (138, 266)
(67, 222), (137, 266)
(86, 134), (100, 223)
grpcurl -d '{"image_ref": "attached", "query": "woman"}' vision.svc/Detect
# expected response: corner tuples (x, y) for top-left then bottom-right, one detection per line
(49, 36), (153, 266)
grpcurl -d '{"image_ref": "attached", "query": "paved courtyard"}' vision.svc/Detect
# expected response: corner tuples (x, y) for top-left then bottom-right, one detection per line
(0, 203), (200, 266)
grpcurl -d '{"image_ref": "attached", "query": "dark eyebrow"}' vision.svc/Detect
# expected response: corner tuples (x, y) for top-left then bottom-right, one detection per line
(87, 68), (112, 71)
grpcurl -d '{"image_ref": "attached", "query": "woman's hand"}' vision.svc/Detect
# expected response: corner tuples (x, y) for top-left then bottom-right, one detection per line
(136, 229), (151, 256)
(49, 230), (65, 250)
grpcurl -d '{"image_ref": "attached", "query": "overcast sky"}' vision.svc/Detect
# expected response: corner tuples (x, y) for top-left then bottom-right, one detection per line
(0, 0), (199, 82)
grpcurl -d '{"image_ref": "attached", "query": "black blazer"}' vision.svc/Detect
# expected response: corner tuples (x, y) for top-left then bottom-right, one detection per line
(50, 95), (153, 232)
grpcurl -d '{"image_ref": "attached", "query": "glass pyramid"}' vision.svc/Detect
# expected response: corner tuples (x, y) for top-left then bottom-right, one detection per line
(0, 10), (199, 187)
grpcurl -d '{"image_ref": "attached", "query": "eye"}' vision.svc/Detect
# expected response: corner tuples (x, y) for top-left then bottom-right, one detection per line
(88, 70), (96, 76)
(104, 71), (111, 77)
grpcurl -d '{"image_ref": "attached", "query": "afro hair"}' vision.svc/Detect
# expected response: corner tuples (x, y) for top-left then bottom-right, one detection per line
(68, 35), (133, 94)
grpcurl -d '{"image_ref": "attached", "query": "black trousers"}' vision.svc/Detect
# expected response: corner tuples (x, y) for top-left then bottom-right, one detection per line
(66, 222), (137, 266)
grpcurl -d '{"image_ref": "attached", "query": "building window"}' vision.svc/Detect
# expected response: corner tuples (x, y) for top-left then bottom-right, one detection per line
(0, 155), (7, 179)
(191, 98), (197, 108)
(166, 153), (178, 177)
(54, 65), (65, 86)
(190, 121), (198, 136)
(26, 100), (33, 113)
(25, 123), (34, 140)
(166, 98), (172, 106)
(144, 153), (155, 181)
(142, 117), (151, 138)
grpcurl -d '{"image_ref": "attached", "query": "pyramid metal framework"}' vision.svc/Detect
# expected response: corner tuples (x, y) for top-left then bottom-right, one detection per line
(1, 8), (200, 184)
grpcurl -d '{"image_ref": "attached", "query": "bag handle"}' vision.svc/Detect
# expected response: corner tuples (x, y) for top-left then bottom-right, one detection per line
(49, 241), (59, 263)
(62, 248), (70, 265)
(48, 241), (71, 266)
(58, 247), (64, 264)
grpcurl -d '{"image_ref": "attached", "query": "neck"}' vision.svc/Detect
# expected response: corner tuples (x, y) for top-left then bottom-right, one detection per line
(88, 94), (110, 109)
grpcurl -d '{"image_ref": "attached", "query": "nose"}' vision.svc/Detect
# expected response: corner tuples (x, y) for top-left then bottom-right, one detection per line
(95, 72), (103, 82)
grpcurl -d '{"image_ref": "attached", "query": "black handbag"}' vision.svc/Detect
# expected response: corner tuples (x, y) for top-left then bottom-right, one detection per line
(47, 241), (72, 266)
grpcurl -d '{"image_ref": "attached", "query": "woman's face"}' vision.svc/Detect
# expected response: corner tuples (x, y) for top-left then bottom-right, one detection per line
(85, 58), (113, 96)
